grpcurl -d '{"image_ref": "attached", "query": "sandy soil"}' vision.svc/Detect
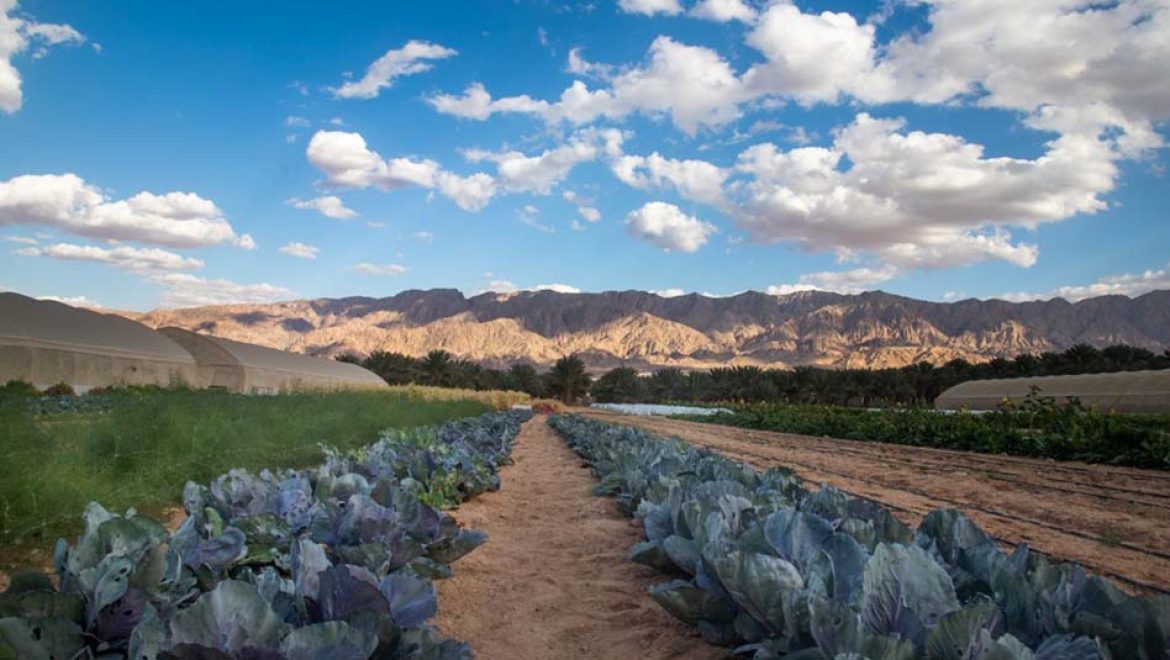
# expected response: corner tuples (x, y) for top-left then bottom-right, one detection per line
(580, 410), (1170, 595)
(435, 417), (726, 660)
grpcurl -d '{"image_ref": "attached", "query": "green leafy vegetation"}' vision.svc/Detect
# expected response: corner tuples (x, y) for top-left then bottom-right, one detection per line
(0, 410), (529, 658)
(0, 387), (490, 547)
(550, 414), (1170, 659)
(679, 392), (1170, 469)
(345, 349), (597, 401)
(589, 343), (1170, 407)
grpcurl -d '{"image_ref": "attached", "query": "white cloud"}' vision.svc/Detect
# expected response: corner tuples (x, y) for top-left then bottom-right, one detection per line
(690, 0), (756, 23)
(566, 48), (613, 79)
(517, 204), (555, 233)
(426, 82), (549, 121)
(577, 206), (601, 223)
(612, 151), (729, 206)
(0, 173), (253, 249)
(412, 231), (434, 241)
(618, 0), (683, 16)
(767, 264), (900, 296)
(652, 288), (687, 297)
(429, 37), (747, 135)
(625, 201), (716, 252)
(285, 115), (310, 127)
(2, 233), (35, 244)
(1, 0), (85, 113)
(38, 294), (99, 308)
(464, 138), (598, 194)
(434, 171), (497, 212)
(149, 273), (295, 308)
(350, 262), (408, 276)
(532, 283), (580, 294)
(16, 242), (204, 273)
(998, 262), (1170, 303)
(278, 242), (319, 260)
(306, 130), (496, 212)
(742, 2), (885, 106)
(733, 113), (1115, 269)
(332, 40), (456, 100)
(287, 195), (358, 220)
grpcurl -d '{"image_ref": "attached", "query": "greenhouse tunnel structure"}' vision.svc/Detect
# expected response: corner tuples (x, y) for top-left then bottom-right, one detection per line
(935, 369), (1170, 414)
(0, 293), (387, 394)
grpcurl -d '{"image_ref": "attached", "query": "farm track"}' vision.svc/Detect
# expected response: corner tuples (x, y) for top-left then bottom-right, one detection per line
(434, 417), (725, 660)
(580, 410), (1170, 595)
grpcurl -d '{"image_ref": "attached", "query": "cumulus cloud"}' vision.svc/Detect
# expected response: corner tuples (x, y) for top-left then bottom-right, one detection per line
(149, 273), (295, 308)
(306, 130), (495, 212)
(287, 195), (358, 220)
(690, 0), (756, 23)
(0, 173), (254, 249)
(618, 0), (683, 16)
(16, 242), (204, 273)
(732, 113), (1114, 269)
(612, 151), (730, 207)
(767, 264), (900, 296)
(278, 242), (319, 260)
(464, 138), (599, 195)
(426, 1), (1167, 160)
(38, 294), (100, 308)
(429, 37), (747, 135)
(998, 262), (1170, 303)
(332, 40), (456, 100)
(1, 0), (85, 113)
(625, 202), (716, 252)
(426, 82), (548, 121)
(577, 206), (601, 223)
(349, 262), (408, 276)
(532, 283), (580, 294)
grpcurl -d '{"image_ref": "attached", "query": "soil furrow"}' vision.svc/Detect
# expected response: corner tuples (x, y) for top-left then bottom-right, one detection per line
(434, 417), (725, 660)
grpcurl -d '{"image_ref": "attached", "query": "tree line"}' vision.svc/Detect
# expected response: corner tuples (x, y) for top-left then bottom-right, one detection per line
(340, 343), (1170, 406)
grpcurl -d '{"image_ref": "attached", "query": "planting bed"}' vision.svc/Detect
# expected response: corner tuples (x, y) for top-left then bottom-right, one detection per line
(552, 414), (1170, 659)
(582, 408), (1170, 595)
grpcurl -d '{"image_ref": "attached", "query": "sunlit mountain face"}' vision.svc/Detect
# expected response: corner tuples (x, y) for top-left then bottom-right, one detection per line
(2, 1), (1168, 310)
(122, 288), (1170, 371)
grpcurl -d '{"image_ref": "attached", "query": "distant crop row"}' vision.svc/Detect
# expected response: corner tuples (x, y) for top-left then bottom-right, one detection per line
(680, 393), (1170, 470)
(0, 410), (529, 658)
(549, 414), (1169, 660)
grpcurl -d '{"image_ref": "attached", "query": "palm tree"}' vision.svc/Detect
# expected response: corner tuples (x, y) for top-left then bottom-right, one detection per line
(419, 350), (453, 387)
(505, 363), (543, 396)
(546, 355), (592, 404)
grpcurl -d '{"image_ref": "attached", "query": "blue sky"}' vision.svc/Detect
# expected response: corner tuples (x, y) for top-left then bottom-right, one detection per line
(1, 0), (1168, 310)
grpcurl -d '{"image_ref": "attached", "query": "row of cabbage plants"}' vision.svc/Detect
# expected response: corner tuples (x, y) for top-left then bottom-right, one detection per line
(0, 409), (531, 659)
(548, 414), (1170, 660)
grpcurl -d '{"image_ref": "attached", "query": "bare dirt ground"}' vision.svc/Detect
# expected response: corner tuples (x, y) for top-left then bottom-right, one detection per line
(580, 409), (1170, 595)
(435, 417), (726, 660)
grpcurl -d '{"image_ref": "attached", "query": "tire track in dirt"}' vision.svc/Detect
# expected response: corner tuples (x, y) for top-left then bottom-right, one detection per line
(580, 410), (1170, 594)
(434, 417), (726, 660)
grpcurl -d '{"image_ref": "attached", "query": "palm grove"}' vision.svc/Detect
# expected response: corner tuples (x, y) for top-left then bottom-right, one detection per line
(339, 343), (1170, 406)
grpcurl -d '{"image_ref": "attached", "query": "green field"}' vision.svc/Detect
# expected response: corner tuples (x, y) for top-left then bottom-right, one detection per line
(679, 394), (1170, 469)
(0, 388), (490, 550)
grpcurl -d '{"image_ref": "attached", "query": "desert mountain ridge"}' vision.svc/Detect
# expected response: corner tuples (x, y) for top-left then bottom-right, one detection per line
(117, 289), (1170, 372)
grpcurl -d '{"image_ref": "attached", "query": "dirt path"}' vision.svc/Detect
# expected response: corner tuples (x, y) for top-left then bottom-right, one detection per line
(580, 410), (1170, 595)
(435, 417), (725, 660)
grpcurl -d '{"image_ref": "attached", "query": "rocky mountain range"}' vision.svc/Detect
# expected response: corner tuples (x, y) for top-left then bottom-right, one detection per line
(121, 289), (1170, 372)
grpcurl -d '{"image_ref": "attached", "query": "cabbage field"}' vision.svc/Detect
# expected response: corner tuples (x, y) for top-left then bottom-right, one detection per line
(0, 410), (529, 659)
(550, 414), (1170, 659)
